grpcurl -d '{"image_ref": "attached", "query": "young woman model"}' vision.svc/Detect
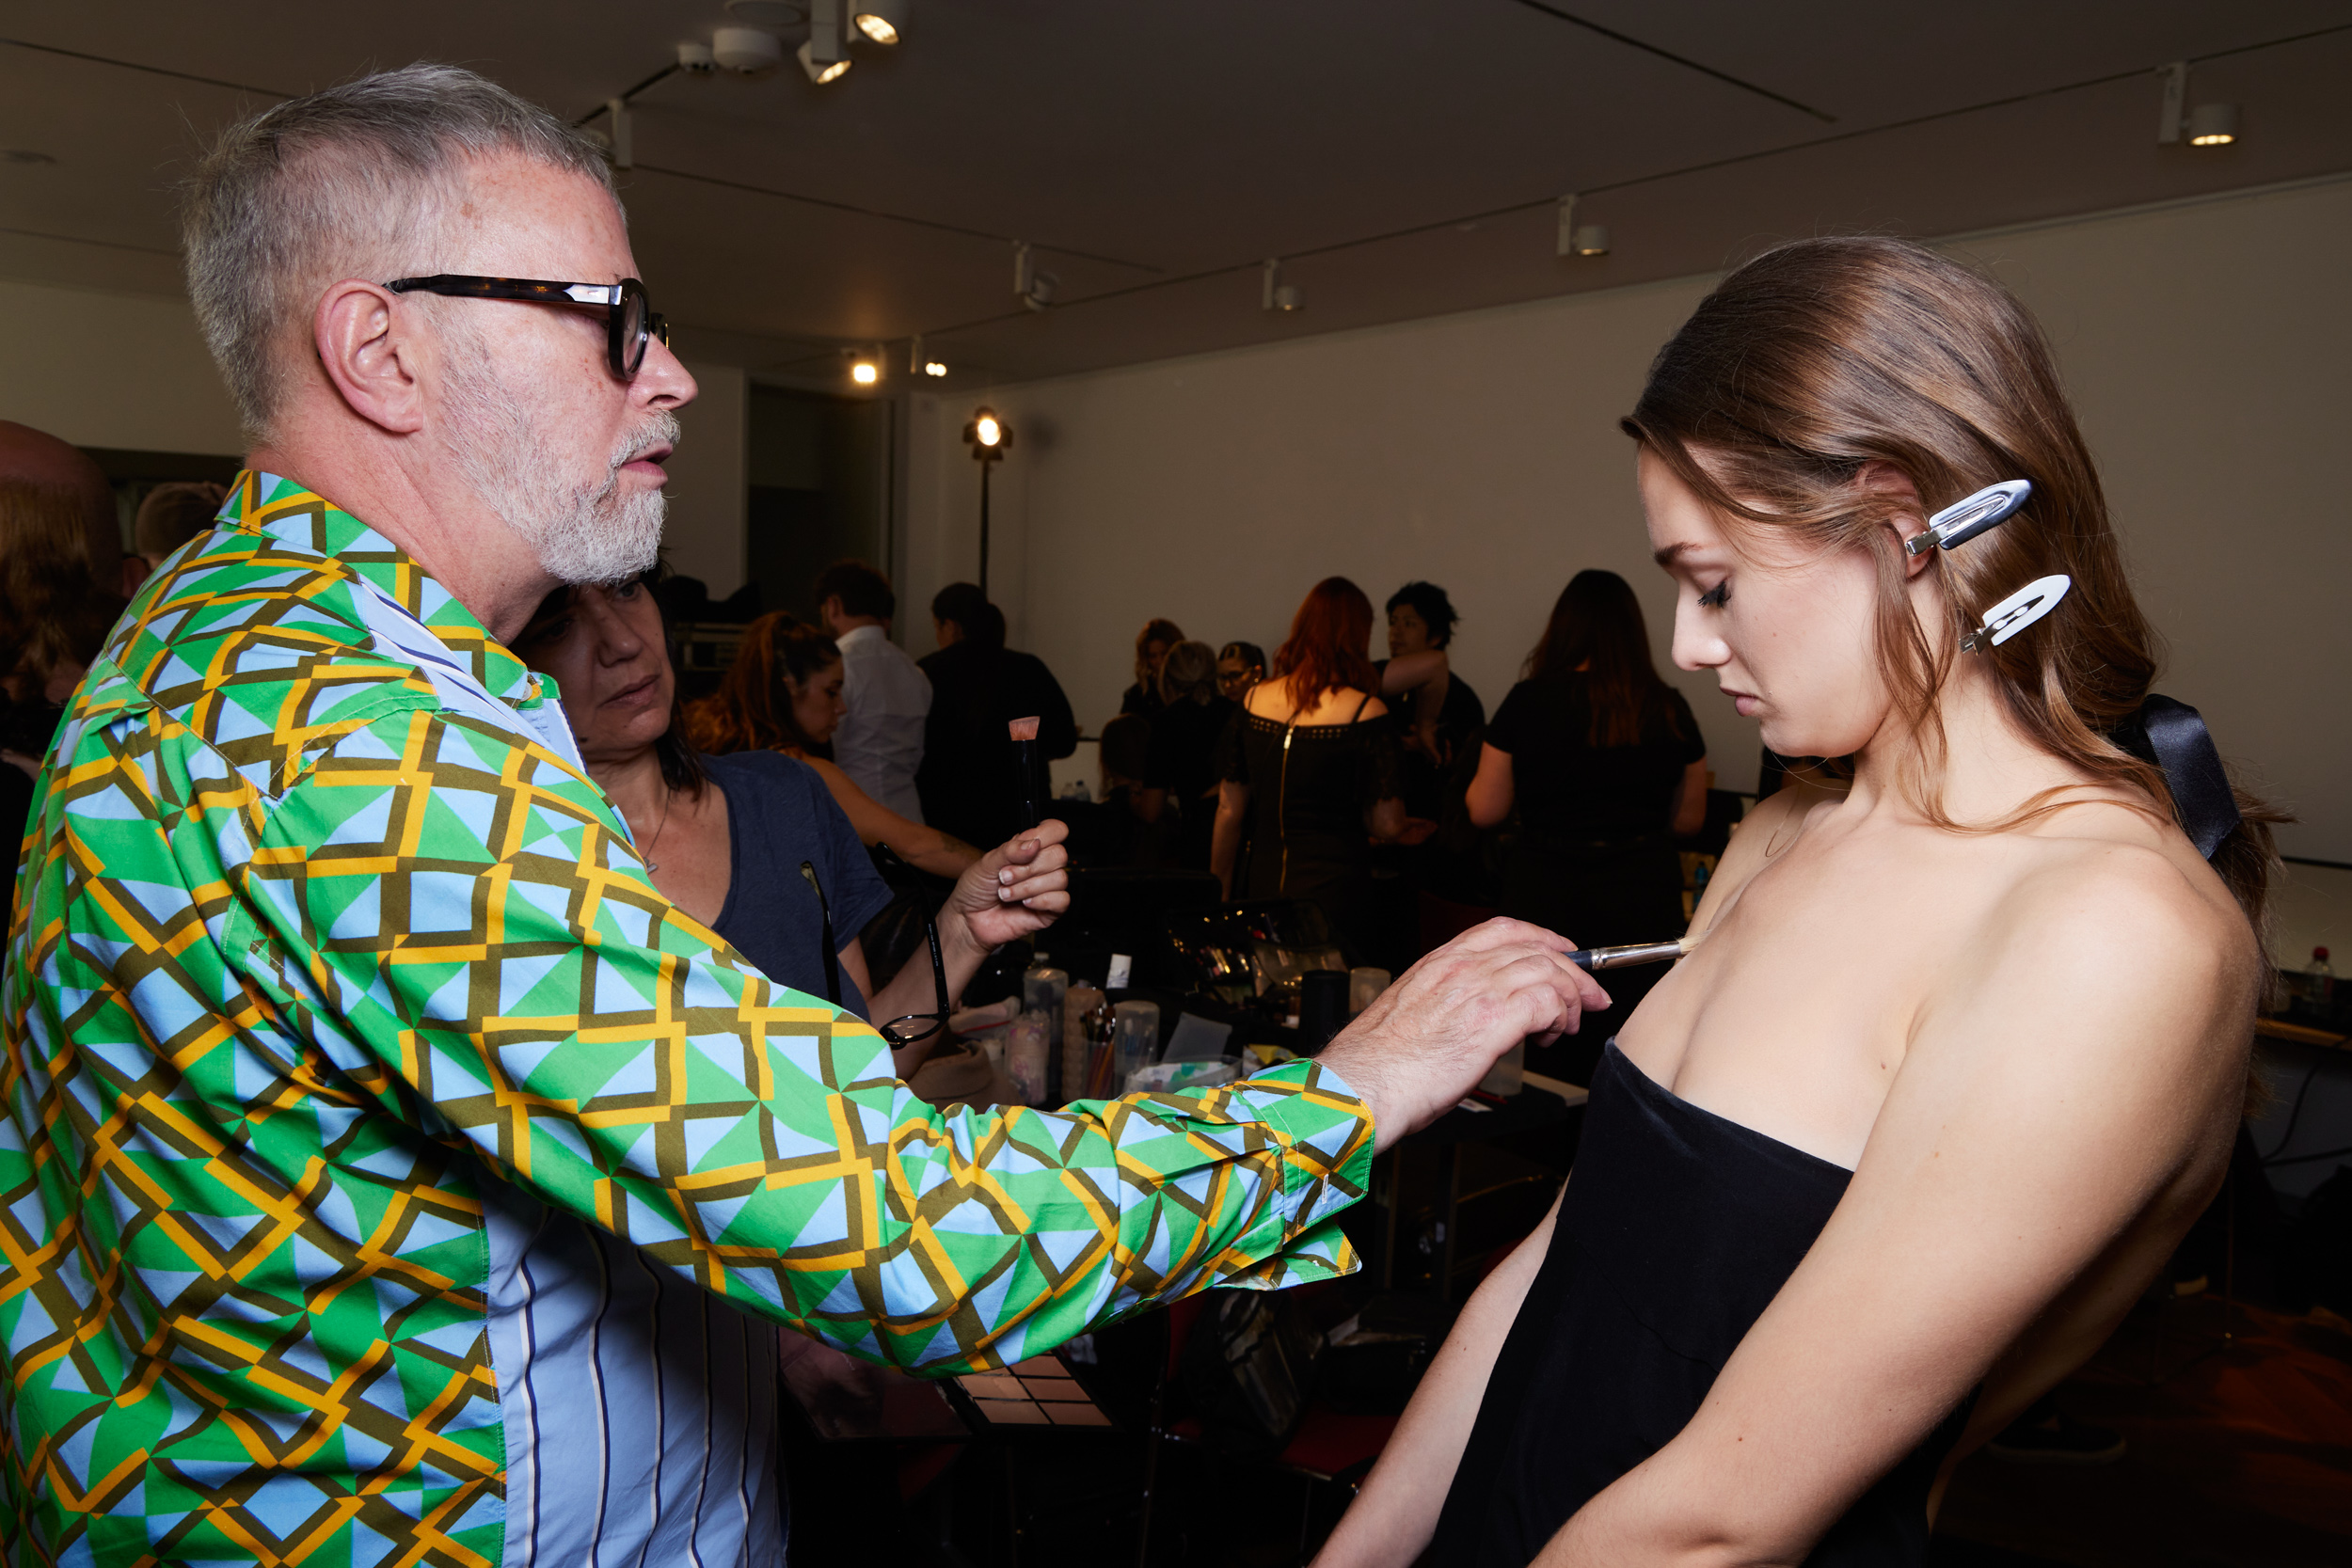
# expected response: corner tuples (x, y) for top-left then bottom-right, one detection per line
(1318, 236), (2275, 1567)
(518, 581), (1061, 1069)
(689, 611), (980, 879)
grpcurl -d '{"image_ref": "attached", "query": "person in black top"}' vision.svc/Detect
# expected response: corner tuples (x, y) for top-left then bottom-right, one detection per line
(1118, 616), (1185, 718)
(1213, 578), (1404, 958)
(515, 574), (1073, 1071)
(1469, 570), (1706, 1069)
(915, 582), (1079, 852)
(1136, 641), (1238, 870)
(1216, 640), (1267, 702)
(1377, 581), (1485, 816)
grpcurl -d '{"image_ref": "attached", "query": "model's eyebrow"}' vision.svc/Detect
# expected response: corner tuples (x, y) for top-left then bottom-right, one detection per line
(1652, 542), (1700, 567)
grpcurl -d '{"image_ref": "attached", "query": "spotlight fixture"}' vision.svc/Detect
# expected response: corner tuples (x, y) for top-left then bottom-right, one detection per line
(711, 26), (784, 74)
(965, 408), (1010, 454)
(850, 360), (879, 386)
(2156, 62), (2239, 147)
(1261, 259), (1302, 312)
(1013, 243), (1059, 311)
(1570, 224), (1610, 257)
(963, 408), (1010, 594)
(925, 361), (948, 377)
(801, 0), (850, 83)
(2186, 103), (2239, 147)
(676, 40), (716, 73)
(854, 0), (908, 44)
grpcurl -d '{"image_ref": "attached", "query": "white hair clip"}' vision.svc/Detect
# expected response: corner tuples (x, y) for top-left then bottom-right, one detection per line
(1963, 574), (2071, 652)
(1904, 480), (2033, 557)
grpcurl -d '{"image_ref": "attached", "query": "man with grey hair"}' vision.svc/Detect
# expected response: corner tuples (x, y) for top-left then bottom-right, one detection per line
(0, 64), (1602, 1567)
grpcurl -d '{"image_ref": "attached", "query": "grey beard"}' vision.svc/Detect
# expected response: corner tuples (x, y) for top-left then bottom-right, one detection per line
(441, 334), (676, 585)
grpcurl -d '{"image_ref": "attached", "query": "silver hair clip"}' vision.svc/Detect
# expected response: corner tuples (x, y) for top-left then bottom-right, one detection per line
(1904, 480), (2033, 557)
(1963, 574), (2072, 652)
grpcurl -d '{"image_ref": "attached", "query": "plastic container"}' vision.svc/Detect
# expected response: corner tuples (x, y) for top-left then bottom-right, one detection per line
(1478, 1041), (1526, 1099)
(1348, 967), (1391, 1016)
(1007, 1011), (1051, 1106)
(1125, 1059), (1238, 1096)
(1111, 1001), (1161, 1088)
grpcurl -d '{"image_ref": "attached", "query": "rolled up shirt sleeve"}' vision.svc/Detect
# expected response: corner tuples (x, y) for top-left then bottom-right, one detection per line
(229, 702), (1375, 1373)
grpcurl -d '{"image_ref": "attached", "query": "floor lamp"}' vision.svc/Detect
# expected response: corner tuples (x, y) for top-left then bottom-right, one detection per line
(962, 406), (1011, 595)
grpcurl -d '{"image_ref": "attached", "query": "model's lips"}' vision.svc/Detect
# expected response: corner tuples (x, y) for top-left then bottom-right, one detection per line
(1721, 687), (1759, 718)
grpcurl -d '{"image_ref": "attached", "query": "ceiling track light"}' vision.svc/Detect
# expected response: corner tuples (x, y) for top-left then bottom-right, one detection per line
(1262, 259), (1302, 312)
(710, 26), (784, 74)
(854, 0), (908, 44)
(800, 0), (851, 82)
(2157, 61), (2238, 148)
(1014, 242), (1058, 310)
(1556, 194), (1609, 258)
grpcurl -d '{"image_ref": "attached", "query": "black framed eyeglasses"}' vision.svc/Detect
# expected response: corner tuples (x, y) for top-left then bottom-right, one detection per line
(877, 918), (950, 1051)
(384, 274), (669, 379)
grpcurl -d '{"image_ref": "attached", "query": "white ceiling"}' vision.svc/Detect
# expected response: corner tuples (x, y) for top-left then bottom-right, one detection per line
(3, 2), (2349, 393)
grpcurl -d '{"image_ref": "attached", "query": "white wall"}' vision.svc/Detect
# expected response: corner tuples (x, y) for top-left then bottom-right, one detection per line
(907, 176), (2352, 871)
(0, 277), (245, 455)
(0, 275), (748, 595)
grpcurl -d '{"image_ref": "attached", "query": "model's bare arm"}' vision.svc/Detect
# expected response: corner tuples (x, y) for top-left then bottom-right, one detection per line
(1466, 742), (1514, 828)
(1316, 1184), (1565, 1568)
(1532, 852), (2250, 1567)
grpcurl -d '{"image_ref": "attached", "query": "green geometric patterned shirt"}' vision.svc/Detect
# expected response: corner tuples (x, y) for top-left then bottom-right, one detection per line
(1, 473), (1375, 1566)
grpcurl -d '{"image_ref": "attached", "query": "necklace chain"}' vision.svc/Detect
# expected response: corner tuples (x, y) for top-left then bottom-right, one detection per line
(642, 784), (675, 873)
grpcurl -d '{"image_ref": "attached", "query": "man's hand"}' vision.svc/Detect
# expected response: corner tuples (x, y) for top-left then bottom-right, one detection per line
(950, 817), (1073, 951)
(1318, 919), (1611, 1153)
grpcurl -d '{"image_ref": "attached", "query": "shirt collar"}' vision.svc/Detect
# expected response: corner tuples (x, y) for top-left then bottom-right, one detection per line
(835, 623), (887, 647)
(218, 470), (542, 708)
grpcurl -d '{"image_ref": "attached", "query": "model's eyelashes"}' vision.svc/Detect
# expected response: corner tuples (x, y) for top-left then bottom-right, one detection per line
(1697, 580), (1730, 610)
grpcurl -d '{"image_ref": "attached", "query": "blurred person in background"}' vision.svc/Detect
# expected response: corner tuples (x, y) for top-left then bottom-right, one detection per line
(1214, 577), (1405, 958)
(1468, 568), (1707, 1074)
(1378, 580), (1485, 787)
(520, 574), (1057, 1053)
(2, 480), (125, 779)
(689, 611), (977, 879)
(1136, 639), (1237, 870)
(1120, 614), (1185, 718)
(0, 420), (143, 597)
(815, 557), (930, 822)
(1217, 638), (1267, 700)
(134, 480), (230, 572)
(917, 581), (1078, 850)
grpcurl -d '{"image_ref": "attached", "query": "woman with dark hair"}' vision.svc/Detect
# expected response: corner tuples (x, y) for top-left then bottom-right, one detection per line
(1119, 616), (1186, 717)
(1325, 238), (2279, 1568)
(1466, 568), (1707, 1052)
(1216, 640), (1267, 701)
(1136, 640), (1238, 869)
(516, 583), (1062, 1053)
(688, 611), (977, 880)
(1379, 581), (1484, 783)
(1213, 578), (1404, 954)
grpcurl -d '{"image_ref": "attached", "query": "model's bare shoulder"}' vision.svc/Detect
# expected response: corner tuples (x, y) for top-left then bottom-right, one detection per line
(1940, 829), (2257, 1096)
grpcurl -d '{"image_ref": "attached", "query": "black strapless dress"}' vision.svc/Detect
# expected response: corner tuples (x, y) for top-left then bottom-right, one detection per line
(1428, 1040), (1970, 1565)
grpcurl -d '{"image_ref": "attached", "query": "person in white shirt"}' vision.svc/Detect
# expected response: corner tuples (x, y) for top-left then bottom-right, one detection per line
(816, 559), (930, 820)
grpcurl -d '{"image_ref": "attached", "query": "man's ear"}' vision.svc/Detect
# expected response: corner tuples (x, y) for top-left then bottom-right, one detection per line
(314, 280), (425, 436)
(1856, 460), (1934, 579)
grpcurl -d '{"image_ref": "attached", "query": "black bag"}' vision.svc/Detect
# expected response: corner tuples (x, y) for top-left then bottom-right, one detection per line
(1177, 1289), (1323, 1458)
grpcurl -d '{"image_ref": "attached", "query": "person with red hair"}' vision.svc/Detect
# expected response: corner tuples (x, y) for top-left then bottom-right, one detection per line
(1212, 577), (1406, 956)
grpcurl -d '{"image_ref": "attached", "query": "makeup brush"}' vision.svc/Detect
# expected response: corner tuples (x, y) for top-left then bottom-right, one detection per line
(1567, 935), (1698, 972)
(1009, 716), (1042, 830)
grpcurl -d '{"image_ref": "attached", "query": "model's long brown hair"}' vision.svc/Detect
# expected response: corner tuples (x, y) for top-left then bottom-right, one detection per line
(1523, 569), (1684, 748)
(685, 612), (840, 756)
(1623, 236), (2280, 947)
(1270, 578), (1378, 710)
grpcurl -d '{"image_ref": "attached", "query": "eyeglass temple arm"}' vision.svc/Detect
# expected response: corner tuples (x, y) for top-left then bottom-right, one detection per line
(800, 862), (841, 1007)
(925, 917), (949, 1013)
